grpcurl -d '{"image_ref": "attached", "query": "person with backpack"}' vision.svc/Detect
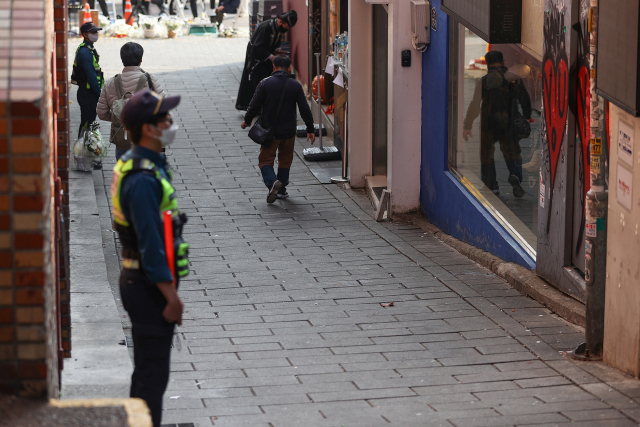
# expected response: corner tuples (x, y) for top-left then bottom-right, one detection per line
(97, 42), (164, 160)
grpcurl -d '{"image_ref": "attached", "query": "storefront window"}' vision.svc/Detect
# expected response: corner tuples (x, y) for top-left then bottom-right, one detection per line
(448, 24), (543, 257)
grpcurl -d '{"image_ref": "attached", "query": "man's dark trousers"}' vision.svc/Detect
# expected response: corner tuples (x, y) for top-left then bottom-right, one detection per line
(77, 87), (99, 138)
(259, 137), (295, 191)
(87, 0), (110, 17)
(119, 268), (175, 427)
(130, 332), (172, 427)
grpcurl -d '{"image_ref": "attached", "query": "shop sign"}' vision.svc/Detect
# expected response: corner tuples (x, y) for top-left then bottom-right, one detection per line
(617, 164), (633, 211)
(618, 120), (634, 167)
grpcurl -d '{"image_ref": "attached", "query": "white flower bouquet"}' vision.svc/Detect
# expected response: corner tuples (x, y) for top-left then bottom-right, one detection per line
(85, 123), (107, 158)
(163, 17), (184, 31)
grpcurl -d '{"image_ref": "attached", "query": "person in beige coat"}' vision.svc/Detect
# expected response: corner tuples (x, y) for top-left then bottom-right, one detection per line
(97, 42), (164, 159)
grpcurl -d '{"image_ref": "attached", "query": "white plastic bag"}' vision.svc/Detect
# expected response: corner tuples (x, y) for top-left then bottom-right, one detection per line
(73, 122), (107, 171)
(73, 134), (93, 172)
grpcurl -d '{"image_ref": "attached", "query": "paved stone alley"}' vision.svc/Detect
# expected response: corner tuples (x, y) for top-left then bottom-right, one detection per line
(66, 36), (640, 427)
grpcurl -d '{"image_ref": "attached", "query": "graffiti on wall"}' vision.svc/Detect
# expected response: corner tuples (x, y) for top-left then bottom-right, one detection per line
(541, 2), (569, 231)
(572, 0), (591, 254)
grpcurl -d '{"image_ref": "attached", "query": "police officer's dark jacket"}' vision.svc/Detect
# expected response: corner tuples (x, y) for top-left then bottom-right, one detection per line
(72, 40), (104, 97)
(111, 145), (189, 283)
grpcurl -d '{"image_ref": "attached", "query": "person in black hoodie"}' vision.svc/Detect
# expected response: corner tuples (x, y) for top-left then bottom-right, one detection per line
(235, 10), (298, 110)
(241, 55), (315, 203)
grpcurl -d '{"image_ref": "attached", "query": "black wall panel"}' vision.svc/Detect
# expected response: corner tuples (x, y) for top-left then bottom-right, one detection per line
(441, 0), (522, 44)
(596, 0), (640, 116)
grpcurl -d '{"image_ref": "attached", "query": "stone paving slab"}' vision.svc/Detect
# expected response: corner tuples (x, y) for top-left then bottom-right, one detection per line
(64, 36), (640, 426)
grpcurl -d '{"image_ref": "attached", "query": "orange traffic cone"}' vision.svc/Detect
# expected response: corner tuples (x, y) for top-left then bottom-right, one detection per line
(82, 3), (92, 24)
(124, 0), (133, 25)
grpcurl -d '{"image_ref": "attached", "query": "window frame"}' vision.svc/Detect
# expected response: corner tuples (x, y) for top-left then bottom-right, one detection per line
(446, 19), (538, 260)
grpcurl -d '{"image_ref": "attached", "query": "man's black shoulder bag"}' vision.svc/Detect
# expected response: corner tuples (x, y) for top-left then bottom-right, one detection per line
(248, 79), (290, 145)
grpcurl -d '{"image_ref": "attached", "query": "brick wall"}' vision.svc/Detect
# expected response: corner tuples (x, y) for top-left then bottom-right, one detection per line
(54, 0), (71, 362)
(0, 0), (67, 399)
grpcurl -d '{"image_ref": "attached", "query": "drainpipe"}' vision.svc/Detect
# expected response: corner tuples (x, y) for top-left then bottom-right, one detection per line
(573, 1), (608, 361)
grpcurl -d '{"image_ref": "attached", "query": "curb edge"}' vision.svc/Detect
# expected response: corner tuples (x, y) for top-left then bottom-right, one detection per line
(405, 213), (586, 327)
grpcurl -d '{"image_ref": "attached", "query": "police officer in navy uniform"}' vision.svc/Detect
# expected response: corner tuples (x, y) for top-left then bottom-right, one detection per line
(112, 89), (189, 427)
(72, 22), (104, 137)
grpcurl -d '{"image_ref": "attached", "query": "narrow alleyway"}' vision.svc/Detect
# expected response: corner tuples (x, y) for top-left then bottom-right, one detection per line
(68, 37), (640, 427)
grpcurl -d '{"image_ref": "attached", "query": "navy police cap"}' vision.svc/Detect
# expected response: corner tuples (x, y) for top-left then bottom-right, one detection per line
(80, 22), (102, 33)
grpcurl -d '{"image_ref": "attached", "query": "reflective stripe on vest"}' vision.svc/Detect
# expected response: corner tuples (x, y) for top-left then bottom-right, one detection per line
(111, 157), (179, 227)
(73, 42), (104, 90)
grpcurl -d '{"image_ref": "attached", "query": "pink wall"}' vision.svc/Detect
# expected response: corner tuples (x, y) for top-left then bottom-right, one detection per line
(285, 0), (309, 87)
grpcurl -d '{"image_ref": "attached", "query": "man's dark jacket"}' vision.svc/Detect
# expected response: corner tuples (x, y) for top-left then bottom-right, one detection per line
(463, 65), (532, 134)
(76, 41), (102, 98)
(244, 70), (314, 139)
(219, 0), (240, 13)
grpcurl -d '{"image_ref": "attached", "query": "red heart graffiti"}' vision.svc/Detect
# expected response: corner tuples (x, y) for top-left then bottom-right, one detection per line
(577, 65), (591, 199)
(542, 57), (569, 187)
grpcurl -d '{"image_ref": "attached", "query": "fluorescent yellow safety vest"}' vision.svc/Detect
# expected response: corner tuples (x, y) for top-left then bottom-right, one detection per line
(72, 41), (105, 90)
(111, 157), (189, 278)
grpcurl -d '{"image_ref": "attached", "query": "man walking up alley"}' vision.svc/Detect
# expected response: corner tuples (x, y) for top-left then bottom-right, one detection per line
(241, 55), (315, 203)
(66, 36), (640, 427)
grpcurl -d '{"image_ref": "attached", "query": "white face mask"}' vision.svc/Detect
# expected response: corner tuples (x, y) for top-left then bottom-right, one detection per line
(88, 33), (99, 43)
(155, 123), (179, 147)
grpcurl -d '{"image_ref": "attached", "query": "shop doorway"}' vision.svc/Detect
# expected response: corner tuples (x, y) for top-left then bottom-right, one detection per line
(372, 4), (388, 176)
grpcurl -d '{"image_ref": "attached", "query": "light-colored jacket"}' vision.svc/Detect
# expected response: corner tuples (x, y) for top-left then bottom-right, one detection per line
(97, 66), (164, 144)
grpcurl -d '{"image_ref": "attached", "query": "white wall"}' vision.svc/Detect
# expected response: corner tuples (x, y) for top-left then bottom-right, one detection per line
(603, 104), (640, 377)
(348, 0), (422, 214)
(387, 0), (422, 213)
(347, 0), (373, 188)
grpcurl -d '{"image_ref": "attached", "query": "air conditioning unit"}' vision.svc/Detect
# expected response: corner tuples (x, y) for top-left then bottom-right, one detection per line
(411, 0), (430, 51)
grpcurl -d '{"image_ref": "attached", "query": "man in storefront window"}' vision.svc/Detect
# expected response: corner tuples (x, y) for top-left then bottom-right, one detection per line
(462, 50), (532, 198)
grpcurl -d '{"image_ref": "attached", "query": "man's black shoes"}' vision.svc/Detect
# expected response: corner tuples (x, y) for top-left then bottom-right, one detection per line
(509, 175), (525, 198)
(267, 180), (282, 204)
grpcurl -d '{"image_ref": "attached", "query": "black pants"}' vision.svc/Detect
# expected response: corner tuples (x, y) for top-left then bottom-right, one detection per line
(87, 0), (110, 17)
(120, 268), (176, 427)
(214, 9), (225, 25)
(77, 89), (98, 138)
(130, 331), (173, 427)
(170, 0), (199, 18)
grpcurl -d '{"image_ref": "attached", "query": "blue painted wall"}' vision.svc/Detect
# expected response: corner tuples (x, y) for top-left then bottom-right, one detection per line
(420, 0), (535, 270)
